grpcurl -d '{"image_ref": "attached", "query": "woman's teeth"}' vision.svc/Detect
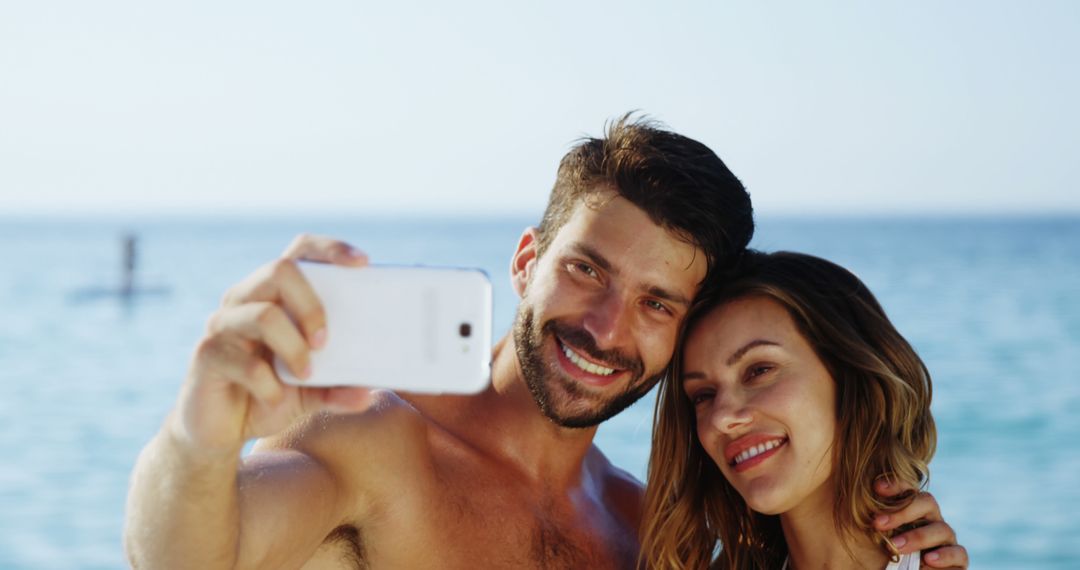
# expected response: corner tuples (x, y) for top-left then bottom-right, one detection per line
(561, 343), (615, 376)
(733, 439), (784, 466)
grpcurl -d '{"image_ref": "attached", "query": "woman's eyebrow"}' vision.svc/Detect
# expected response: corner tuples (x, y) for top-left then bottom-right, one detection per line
(725, 339), (781, 366)
(682, 370), (707, 383)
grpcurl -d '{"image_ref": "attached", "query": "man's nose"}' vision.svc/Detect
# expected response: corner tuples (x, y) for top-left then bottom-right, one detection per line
(582, 291), (631, 350)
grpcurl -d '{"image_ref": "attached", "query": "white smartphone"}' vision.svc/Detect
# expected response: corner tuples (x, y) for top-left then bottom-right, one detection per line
(274, 262), (492, 393)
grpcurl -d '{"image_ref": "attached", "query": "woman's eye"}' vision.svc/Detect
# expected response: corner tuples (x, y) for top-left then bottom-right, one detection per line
(688, 391), (714, 406)
(746, 365), (773, 382)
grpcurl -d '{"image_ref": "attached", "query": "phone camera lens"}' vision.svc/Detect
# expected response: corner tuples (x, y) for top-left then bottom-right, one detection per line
(459, 323), (472, 338)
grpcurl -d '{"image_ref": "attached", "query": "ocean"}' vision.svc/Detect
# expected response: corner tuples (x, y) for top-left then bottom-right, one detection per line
(0, 215), (1077, 568)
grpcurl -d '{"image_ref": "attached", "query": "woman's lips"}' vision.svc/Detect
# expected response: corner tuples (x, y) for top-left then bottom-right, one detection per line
(724, 435), (788, 473)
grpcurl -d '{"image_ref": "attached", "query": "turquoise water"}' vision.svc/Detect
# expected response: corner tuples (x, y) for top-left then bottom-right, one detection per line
(0, 216), (1077, 568)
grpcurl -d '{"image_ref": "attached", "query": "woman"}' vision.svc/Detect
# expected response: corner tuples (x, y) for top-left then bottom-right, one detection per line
(641, 251), (936, 569)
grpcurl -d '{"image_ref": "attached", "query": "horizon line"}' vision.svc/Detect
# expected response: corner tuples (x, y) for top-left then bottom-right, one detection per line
(2, 210), (1079, 223)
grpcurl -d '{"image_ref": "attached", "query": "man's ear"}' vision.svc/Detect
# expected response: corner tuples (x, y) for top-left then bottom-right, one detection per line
(510, 227), (540, 298)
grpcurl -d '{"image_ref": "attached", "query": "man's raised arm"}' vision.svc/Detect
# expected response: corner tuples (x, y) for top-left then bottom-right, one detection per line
(124, 235), (376, 569)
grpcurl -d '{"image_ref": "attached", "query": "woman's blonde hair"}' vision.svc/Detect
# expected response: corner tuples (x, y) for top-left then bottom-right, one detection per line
(640, 251), (936, 569)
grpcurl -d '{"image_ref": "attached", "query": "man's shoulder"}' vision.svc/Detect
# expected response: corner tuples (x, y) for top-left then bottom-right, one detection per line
(588, 444), (644, 487)
(588, 445), (646, 525)
(257, 390), (434, 469)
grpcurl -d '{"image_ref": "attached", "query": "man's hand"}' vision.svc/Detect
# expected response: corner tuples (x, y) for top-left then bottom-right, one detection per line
(874, 478), (968, 569)
(170, 234), (376, 457)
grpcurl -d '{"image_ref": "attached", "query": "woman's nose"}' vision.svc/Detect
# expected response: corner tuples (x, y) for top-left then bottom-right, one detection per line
(707, 390), (752, 434)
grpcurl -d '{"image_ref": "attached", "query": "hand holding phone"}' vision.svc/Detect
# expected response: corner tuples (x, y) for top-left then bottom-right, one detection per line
(274, 262), (492, 393)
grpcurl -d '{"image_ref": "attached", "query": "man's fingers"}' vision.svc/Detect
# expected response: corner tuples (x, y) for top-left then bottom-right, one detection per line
(218, 235), (368, 350)
(875, 475), (923, 499)
(282, 233), (368, 266)
(192, 338), (284, 406)
(269, 260), (328, 349)
(887, 520), (956, 555)
(920, 544), (968, 569)
(219, 259), (326, 344)
(322, 386), (376, 413)
(208, 303), (312, 379)
(298, 386), (375, 416)
(238, 356), (287, 406)
(873, 487), (966, 568)
(874, 490), (943, 530)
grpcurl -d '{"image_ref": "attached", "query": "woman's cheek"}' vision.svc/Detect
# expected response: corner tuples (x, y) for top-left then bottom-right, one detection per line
(695, 414), (721, 463)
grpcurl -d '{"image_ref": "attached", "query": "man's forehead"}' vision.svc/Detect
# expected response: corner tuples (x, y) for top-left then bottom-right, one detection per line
(559, 192), (671, 243)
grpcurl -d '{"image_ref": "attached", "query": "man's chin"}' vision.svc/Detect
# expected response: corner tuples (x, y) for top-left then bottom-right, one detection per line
(531, 376), (603, 428)
(541, 405), (612, 429)
(538, 374), (649, 429)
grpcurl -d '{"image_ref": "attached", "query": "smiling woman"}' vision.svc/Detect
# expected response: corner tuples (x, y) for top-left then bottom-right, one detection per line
(641, 250), (937, 570)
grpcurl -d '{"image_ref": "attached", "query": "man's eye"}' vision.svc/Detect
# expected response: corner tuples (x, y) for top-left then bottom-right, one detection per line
(644, 299), (669, 314)
(571, 262), (598, 278)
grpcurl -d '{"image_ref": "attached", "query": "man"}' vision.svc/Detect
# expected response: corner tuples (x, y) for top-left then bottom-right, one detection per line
(125, 116), (967, 568)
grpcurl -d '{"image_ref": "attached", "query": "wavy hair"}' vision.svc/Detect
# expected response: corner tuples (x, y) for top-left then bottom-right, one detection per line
(640, 251), (936, 569)
(536, 112), (754, 286)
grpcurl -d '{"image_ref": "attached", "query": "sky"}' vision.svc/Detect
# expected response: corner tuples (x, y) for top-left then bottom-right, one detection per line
(1, 1), (1077, 217)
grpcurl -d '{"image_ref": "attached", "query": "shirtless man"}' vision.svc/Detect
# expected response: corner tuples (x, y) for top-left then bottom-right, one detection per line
(125, 117), (968, 569)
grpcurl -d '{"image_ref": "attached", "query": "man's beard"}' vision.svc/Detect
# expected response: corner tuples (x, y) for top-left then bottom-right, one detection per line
(512, 304), (665, 429)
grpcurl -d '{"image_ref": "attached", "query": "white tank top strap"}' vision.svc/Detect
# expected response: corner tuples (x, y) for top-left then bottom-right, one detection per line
(887, 551), (921, 570)
(780, 552), (920, 570)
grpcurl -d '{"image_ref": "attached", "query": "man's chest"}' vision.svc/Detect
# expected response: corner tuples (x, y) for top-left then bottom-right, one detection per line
(320, 467), (639, 569)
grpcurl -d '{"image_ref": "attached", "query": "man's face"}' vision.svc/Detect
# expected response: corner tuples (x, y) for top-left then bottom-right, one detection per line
(512, 191), (707, 428)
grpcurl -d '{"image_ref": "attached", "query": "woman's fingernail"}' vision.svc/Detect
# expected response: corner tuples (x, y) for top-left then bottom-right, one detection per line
(875, 515), (890, 527)
(891, 535), (907, 549)
(925, 551), (940, 562)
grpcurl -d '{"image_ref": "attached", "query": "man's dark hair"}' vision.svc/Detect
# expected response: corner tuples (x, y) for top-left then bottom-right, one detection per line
(535, 113), (754, 285)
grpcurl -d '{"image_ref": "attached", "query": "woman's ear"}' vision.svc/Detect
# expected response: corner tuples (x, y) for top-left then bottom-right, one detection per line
(510, 227), (539, 298)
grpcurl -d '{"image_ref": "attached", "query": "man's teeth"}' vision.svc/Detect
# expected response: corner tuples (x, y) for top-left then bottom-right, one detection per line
(733, 439), (784, 465)
(561, 343), (616, 376)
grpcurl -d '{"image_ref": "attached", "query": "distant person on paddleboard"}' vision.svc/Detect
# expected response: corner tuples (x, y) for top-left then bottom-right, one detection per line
(121, 233), (136, 297)
(68, 232), (169, 302)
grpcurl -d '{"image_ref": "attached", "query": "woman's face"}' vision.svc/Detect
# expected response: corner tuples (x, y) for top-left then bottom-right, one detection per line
(681, 296), (837, 515)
